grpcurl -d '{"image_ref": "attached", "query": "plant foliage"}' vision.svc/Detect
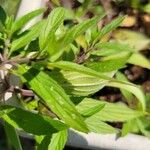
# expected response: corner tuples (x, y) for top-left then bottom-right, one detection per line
(0, 5), (149, 150)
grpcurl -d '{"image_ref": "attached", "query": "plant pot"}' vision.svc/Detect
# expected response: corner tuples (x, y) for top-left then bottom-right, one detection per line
(4, 0), (150, 149)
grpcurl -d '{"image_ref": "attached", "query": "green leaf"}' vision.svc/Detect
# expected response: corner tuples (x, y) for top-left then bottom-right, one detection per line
(4, 122), (23, 150)
(10, 21), (44, 53)
(87, 52), (131, 72)
(142, 4), (150, 13)
(83, 98), (144, 122)
(0, 0), (21, 16)
(85, 117), (116, 134)
(49, 61), (146, 111)
(137, 118), (150, 138)
(11, 8), (44, 34)
(121, 121), (132, 136)
(0, 5), (6, 25)
(121, 119), (137, 136)
(61, 14), (105, 47)
(39, 7), (65, 50)
(5, 15), (14, 31)
(47, 14), (105, 62)
(107, 80), (146, 111)
(93, 16), (125, 44)
(113, 29), (150, 51)
(48, 61), (111, 80)
(116, 72), (134, 105)
(0, 105), (15, 117)
(2, 105), (67, 135)
(37, 135), (51, 150)
(49, 70), (113, 96)
(128, 53), (150, 69)
(91, 42), (133, 57)
(38, 130), (67, 150)
(76, 98), (105, 117)
(16, 66), (88, 133)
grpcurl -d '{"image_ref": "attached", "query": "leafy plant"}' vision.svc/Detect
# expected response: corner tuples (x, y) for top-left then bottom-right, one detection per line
(0, 5), (149, 150)
(0, 0), (21, 16)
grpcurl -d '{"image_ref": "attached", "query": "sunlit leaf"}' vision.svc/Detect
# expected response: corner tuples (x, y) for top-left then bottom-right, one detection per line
(62, 15), (105, 47)
(83, 98), (144, 122)
(142, 4), (150, 13)
(92, 42), (133, 57)
(0, 0), (21, 16)
(75, 99), (116, 133)
(87, 52), (131, 72)
(128, 53), (150, 69)
(49, 70), (113, 96)
(16, 66), (88, 133)
(107, 81), (146, 111)
(121, 119), (137, 136)
(37, 130), (67, 150)
(76, 98), (105, 117)
(48, 61), (111, 80)
(10, 21), (44, 53)
(11, 8), (44, 34)
(49, 61), (146, 110)
(85, 118), (116, 134)
(39, 7), (65, 50)
(93, 16), (125, 44)
(48, 14), (105, 62)
(113, 29), (150, 51)
(116, 72), (134, 106)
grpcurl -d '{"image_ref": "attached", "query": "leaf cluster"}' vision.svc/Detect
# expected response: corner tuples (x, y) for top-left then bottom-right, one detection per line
(0, 5), (149, 150)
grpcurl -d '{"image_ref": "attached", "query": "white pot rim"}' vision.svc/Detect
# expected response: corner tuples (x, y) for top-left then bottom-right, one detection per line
(67, 130), (150, 150)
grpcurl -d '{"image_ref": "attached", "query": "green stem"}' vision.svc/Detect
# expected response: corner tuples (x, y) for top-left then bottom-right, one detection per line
(3, 38), (10, 61)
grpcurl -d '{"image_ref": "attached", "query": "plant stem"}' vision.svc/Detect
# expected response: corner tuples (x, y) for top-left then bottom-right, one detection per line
(11, 57), (30, 64)
(20, 89), (34, 97)
(75, 46), (94, 64)
(3, 39), (10, 61)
